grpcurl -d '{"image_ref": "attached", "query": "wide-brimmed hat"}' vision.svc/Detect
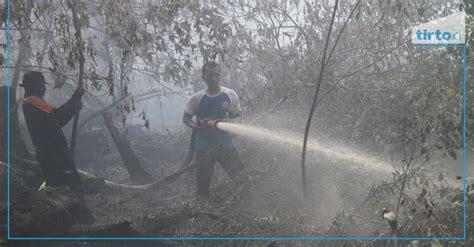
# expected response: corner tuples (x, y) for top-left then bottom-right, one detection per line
(19, 71), (49, 87)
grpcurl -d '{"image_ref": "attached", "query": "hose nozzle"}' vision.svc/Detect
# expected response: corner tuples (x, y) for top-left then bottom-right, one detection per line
(198, 118), (221, 129)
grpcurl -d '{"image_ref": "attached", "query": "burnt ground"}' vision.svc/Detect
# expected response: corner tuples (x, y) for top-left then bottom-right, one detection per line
(1, 130), (472, 247)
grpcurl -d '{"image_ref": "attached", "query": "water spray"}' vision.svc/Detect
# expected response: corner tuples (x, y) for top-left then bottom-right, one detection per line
(215, 122), (392, 173)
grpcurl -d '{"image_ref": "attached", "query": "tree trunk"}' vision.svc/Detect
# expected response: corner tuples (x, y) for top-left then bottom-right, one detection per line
(68, 0), (86, 154)
(2, 0), (34, 163)
(301, 0), (339, 200)
(0, 86), (31, 163)
(102, 112), (152, 183)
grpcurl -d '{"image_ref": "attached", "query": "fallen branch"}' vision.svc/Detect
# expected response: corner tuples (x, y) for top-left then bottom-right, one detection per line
(103, 111), (152, 183)
(78, 89), (176, 132)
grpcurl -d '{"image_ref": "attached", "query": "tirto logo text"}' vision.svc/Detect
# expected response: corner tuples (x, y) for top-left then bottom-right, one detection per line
(415, 29), (463, 41)
(411, 12), (465, 45)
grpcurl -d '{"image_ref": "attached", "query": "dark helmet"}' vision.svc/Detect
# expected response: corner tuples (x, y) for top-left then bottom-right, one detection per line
(19, 71), (48, 87)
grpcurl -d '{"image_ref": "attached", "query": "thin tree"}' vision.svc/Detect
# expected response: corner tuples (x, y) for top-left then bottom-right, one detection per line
(299, 0), (362, 200)
(301, 0), (339, 199)
(68, 0), (86, 154)
(5, 0), (34, 161)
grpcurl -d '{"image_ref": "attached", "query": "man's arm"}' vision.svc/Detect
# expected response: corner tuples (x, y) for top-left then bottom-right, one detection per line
(227, 89), (242, 119)
(51, 87), (84, 127)
(183, 91), (202, 128)
(183, 112), (197, 129)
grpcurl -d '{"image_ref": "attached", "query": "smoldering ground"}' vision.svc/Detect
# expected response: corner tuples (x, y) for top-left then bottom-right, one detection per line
(74, 110), (464, 238)
(1, 0), (472, 246)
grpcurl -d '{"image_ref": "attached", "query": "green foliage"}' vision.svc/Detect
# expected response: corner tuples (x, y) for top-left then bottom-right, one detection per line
(451, 191), (464, 203)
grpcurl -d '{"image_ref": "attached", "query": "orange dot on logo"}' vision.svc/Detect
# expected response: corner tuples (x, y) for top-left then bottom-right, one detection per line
(222, 101), (230, 108)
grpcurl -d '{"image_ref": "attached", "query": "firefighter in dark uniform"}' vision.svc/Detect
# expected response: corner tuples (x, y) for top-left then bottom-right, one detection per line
(21, 71), (94, 224)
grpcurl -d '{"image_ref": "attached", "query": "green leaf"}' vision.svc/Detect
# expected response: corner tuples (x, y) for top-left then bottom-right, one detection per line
(451, 192), (464, 203)
(417, 7), (425, 16)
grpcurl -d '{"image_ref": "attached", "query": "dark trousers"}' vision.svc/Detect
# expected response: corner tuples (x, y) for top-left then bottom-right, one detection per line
(36, 147), (82, 192)
(36, 147), (94, 225)
(195, 146), (243, 198)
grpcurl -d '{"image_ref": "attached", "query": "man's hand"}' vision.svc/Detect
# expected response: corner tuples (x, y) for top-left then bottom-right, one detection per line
(198, 118), (220, 129)
(77, 100), (83, 110)
(74, 86), (86, 98)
